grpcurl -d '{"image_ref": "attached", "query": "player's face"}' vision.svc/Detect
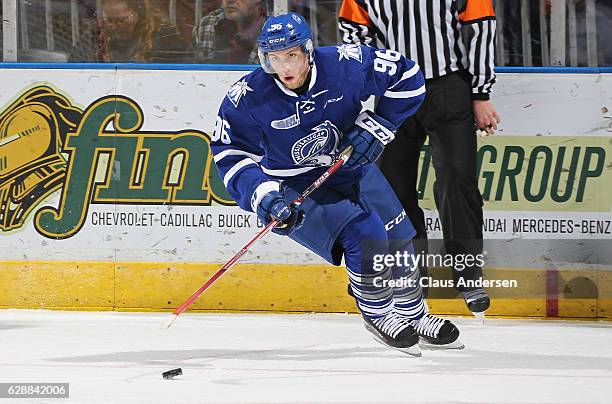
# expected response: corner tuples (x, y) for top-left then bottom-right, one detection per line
(268, 47), (310, 90)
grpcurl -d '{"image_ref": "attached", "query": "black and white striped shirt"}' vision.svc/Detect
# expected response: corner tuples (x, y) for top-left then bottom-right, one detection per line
(339, 0), (497, 99)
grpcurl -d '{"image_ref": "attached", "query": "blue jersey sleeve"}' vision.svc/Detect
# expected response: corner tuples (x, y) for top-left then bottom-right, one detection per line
(211, 96), (275, 212)
(359, 46), (426, 129)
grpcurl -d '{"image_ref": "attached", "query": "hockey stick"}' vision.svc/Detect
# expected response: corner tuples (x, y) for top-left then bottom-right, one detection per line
(164, 145), (353, 328)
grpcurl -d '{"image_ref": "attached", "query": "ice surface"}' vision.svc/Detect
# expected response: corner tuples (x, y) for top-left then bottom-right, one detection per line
(0, 310), (611, 403)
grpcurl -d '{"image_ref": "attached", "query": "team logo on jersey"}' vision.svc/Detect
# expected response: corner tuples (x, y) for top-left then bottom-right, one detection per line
(271, 102), (301, 129)
(271, 114), (299, 129)
(227, 79), (252, 108)
(291, 120), (340, 166)
(271, 98), (318, 130)
(299, 100), (315, 114)
(324, 95), (344, 109)
(337, 44), (363, 63)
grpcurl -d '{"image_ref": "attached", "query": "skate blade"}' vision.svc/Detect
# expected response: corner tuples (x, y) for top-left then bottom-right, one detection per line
(472, 311), (485, 324)
(419, 338), (465, 350)
(371, 335), (422, 357)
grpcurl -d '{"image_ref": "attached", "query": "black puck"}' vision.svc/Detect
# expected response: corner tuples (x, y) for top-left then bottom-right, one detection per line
(162, 368), (183, 379)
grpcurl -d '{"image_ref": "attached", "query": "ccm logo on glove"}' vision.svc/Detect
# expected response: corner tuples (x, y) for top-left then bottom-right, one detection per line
(339, 111), (397, 170)
(355, 112), (395, 145)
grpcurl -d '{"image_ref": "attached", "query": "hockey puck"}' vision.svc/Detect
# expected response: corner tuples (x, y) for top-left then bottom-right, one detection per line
(162, 368), (183, 379)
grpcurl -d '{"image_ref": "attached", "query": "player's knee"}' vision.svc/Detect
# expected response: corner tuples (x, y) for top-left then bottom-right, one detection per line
(339, 211), (389, 272)
(345, 211), (388, 242)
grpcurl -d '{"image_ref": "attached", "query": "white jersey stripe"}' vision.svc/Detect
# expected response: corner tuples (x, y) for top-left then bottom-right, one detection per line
(388, 63), (421, 89)
(261, 165), (318, 176)
(223, 158), (256, 187)
(383, 84), (425, 99)
(214, 148), (263, 163)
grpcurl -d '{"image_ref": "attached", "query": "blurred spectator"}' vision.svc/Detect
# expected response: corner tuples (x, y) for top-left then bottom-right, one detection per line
(100, 0), (186, 62)
(202, 0), (223, 16)
(156, 0), (222, 52)
(71, 0), (186, 62)
(192, 0), (266, 64)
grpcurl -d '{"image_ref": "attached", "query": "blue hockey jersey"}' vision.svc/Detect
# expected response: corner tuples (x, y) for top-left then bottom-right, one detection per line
(211, 44), (425, 212)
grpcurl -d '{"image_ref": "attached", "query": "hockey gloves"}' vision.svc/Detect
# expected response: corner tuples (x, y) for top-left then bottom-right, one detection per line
(256, 190), (304, 236)
(340, 110), (396, 170)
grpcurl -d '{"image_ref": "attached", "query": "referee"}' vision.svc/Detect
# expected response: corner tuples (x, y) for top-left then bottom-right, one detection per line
(339, 0), (501, 317)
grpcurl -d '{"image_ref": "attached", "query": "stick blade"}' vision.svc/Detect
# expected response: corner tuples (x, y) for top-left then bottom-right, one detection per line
(163, 314), (179, 329)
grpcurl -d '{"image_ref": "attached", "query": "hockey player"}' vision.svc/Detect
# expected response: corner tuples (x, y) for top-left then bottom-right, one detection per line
(210, 12), (462, 354)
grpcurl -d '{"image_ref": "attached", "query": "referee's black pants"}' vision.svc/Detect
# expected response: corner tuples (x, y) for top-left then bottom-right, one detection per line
(379, 70), (484, 293)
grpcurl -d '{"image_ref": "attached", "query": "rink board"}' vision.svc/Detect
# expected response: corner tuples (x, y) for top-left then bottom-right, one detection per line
(0, 66), (610, 319)
(1, 261), (611, 319)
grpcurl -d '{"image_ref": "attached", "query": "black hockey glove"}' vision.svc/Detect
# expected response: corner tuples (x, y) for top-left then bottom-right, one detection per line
(256, 190), (305, 236)
(339, 110), (396, 170)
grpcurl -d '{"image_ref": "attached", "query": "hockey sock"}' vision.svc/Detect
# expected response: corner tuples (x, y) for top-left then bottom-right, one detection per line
(388, 239), (426, 320)
(463, 288), (489, 304)
(338, 211), (395, 318)
(346, 265), (394, 318)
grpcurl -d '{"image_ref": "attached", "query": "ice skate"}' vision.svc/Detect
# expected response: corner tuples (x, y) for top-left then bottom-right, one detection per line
(463, 288), (490, 323)
(410, 313), (464, 349)
(362, 310), (422, 357)
(349, 284), (421, 356)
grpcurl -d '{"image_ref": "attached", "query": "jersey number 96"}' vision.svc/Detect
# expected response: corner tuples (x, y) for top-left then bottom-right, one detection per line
(212, 116), (232, 144)
(374, 50), (401, 76)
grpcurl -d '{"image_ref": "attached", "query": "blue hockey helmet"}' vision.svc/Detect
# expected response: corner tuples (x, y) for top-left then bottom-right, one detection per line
(258, 12), (314, 73)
